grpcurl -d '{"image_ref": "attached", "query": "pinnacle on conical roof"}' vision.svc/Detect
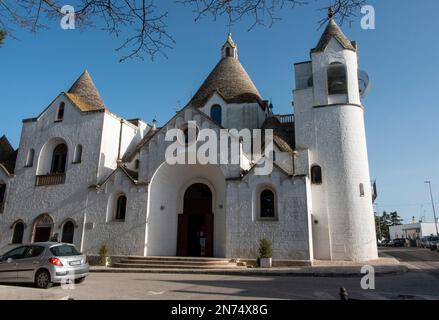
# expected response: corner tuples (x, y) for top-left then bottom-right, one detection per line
(65, 70), (106, 111)
(311, 18), (357, 53)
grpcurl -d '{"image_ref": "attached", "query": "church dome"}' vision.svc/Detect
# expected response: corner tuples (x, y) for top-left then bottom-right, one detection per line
(189, 35), (262, 108)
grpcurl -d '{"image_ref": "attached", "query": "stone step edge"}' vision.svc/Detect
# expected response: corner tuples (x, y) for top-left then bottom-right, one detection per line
(112, 263), (240, 269)
(91, 265), (409, 277)
(119, 260), (234, 265)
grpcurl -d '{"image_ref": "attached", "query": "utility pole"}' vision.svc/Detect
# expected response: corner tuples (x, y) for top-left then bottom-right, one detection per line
(375, 203), (382, 241)
(425, 181), (439, 236)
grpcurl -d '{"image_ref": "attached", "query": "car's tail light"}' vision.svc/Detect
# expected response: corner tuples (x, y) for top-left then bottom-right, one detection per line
(48, 257), (63, 266)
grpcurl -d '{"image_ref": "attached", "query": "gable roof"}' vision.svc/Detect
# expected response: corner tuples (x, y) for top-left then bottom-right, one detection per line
(0, 135), (17, 175)
(262, 116), (296, 153)
(311, 19), (356, 53)
(91, 164), (145, 189)
(122, 104), (228, 163)
(189, 57), (262, 108)
(65, 70), (106, 112)
(23, 70), (107, 123)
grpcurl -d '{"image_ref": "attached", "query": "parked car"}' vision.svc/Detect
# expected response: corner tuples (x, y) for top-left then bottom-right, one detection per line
(429, 237), (439, 251)
(419, 237), (430, 248)
(0, 242), (89, 289)
(393, 238), (406, 247)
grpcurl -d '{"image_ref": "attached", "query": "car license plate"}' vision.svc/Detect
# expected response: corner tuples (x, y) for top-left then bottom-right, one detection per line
(70, 260), (81, 266)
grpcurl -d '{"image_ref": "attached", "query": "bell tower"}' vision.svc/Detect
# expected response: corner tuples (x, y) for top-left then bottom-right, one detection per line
(293, 8), (378, 261)
(221, 33), (238, 59)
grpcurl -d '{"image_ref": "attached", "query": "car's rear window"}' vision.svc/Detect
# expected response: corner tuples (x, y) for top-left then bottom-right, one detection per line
(50, 245), (81, 257)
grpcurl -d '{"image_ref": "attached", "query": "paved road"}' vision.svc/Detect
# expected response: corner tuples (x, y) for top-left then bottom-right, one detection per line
(1, 248), (439, 300)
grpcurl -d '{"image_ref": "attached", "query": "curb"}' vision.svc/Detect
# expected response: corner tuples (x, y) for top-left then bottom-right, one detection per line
(90, 265), (408, 278)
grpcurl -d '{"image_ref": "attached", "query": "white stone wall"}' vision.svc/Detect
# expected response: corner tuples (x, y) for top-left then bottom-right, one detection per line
(98, 113), (145, 180)
(81, 170), (148, 256)
(225, 166), (311, 260)
(0, 94), (105, 251)
(0, 94), (148, 256)
(199, 93), (267, 130)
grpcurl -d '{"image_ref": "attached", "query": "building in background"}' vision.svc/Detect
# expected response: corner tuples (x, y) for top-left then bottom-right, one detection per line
(389, 222), (439, 240)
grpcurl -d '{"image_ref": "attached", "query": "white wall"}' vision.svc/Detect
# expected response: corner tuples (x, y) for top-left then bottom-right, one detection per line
(0, 94), (105, 250)
(225, 166), (311, 260)
(199, 93), (267, 130)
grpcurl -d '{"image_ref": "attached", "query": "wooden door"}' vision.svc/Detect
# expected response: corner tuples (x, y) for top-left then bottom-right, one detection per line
(177, 214), (189, 256)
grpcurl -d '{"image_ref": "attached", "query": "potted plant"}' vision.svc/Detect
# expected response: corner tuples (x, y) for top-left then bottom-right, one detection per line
(258, 238), (273, 268)
(98, 245), (110, 267)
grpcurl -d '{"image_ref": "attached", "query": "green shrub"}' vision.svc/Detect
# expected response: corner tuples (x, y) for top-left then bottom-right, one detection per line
(258, 238), (272, 259)
(98, 245), (109, 266)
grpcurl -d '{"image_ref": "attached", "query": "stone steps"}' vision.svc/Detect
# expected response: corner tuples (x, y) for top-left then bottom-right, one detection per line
(113, 263), (241, 269)
(112, 256), (240, 269)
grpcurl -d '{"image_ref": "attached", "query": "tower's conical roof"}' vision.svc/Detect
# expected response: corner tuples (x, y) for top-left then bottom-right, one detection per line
(65, 70), (106, 111)
(311, 19), (356, 53)
(189, 36), (262, 108)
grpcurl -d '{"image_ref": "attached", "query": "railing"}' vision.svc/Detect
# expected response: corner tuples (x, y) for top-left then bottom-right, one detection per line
(275, 114), (294, 124)
(36, 173), (66, 186)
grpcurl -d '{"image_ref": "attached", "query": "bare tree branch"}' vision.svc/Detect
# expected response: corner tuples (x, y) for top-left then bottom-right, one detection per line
(0, 0), (174, 61)
(178, 0), (365, 30)
(0, 0), (365, 60)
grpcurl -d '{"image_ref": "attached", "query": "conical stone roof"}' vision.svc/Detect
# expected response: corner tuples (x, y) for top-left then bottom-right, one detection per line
(311, 19), (356, 53)
(189, 56), (262, 108)
(65, 70), (106, 111)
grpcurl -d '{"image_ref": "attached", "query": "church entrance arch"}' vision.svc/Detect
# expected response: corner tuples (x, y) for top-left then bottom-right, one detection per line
(177, 183), (214, 257)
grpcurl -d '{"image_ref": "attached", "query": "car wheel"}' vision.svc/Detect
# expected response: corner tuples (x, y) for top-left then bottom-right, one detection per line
(74, 277), (86, 284)
(35, 270), (52, 289)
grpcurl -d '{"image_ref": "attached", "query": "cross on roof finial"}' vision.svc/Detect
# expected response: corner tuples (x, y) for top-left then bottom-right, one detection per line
(328, 6), (335, 19)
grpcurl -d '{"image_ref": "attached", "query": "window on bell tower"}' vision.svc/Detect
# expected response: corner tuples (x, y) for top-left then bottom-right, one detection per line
(327, 62), (348, 95)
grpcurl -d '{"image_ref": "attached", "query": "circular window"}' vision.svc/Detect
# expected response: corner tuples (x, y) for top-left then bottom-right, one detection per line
(178, 122), (199, 146)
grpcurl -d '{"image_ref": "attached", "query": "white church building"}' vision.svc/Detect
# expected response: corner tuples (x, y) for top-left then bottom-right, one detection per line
(0, 18), (378, 262)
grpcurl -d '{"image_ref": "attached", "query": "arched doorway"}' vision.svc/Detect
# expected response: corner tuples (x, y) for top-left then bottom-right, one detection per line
(177, 183), (214, 257)
(61, 221), (75, 243)
(32, 214), (54, 242)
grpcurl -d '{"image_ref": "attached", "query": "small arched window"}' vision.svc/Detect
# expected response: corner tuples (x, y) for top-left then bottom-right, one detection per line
(225, 47), (231, 57)
(25, 149), (35, 167)
(0, 183), (6, 204)
(210, 105), (222, 126)
(73, 144), (82, 164)
(115, 195), (127, 221)
(327, 62), (348, 95)
(359, 183), (365, 197)
(61, 221), (75, 243)
(311, 165), (322, 184)
(12, 221), (24, 244)
(51, 143), (68, 174)
(57, 102), (65, 121)
(260, 189), (276, 218)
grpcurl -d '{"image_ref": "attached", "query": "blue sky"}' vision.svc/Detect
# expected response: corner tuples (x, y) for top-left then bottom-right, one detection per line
(0, 0), (438, 223)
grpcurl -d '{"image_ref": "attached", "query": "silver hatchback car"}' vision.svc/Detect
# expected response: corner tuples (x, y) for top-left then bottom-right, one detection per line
(0, 242), (89, 289)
